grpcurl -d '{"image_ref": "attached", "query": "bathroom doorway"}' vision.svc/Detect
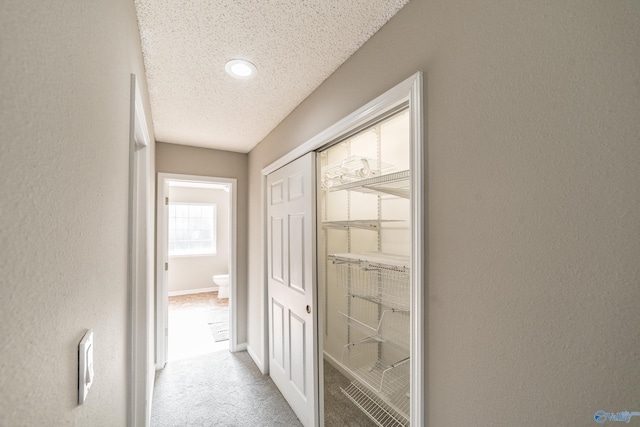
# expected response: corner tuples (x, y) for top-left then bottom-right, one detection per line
(156, 173), (239, 368)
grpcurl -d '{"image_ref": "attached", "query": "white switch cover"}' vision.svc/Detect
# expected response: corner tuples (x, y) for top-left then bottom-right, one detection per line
(78, 329), (94, 405)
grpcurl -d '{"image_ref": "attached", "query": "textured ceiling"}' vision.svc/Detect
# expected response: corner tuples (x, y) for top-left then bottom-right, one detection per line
(134, 0), (410, 153)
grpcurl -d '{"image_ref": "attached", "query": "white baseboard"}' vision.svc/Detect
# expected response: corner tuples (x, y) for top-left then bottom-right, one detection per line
(232, 343), (247, 353)
(247, 344), (267, 375)
(323, 351), (352, 380)
(168, 286), (218, 297)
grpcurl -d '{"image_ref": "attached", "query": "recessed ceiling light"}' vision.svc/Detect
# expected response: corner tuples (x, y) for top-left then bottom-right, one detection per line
(225, 59), (257, 79)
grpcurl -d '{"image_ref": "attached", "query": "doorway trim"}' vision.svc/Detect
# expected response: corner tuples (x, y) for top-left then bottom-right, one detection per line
(260, 72), (425, 426)
(128, 74), (153, 427)
(156, 172), (240, 369)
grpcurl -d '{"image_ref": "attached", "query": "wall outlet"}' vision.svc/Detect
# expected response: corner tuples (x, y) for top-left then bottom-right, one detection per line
(78, 329), (94, 405)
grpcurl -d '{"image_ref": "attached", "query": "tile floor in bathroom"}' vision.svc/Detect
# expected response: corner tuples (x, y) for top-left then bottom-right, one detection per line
(167, 291), (229, 361)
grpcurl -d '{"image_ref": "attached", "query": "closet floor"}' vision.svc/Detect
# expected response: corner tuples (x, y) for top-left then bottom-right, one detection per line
(323, 360), (376, 426)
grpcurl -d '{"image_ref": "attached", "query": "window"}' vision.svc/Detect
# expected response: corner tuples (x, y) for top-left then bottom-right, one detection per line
(168, 203), (216, 256)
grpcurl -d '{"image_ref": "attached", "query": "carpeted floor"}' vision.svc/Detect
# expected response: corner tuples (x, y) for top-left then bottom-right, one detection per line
(154, 292), (375, 426)
(151, 353), (375, 427)
(154, 292), (300, 426)
(151, 350), (302, 427)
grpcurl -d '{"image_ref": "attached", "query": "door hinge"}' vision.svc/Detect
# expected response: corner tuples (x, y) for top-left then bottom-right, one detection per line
(165, 262), (168, 271)
(165, 327), (168, 337)
(165, 197), (169, 205)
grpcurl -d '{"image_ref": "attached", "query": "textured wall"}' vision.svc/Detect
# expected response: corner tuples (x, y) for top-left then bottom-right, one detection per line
(168, 186), (230, 293)
(247, 1), (640, 425)
(156, 142), (248, 343)
(0, 0), (153, 425)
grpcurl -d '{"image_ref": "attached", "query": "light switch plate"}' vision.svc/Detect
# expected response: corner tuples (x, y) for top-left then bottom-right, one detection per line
(78, 329), (94, 405)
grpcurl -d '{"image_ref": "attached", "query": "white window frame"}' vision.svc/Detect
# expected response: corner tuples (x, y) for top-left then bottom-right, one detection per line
(168, 202), (217, 257)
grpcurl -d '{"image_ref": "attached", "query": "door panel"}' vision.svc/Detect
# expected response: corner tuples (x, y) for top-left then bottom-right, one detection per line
(288, 214), (305, 293)
(267, 152), (317, 427)
(288, 173), (305, 200)
(289, 311), (306, 395)
(271, 179), (284, 204)
(271, 217), (284, 283)
(272, 300), (285, 370)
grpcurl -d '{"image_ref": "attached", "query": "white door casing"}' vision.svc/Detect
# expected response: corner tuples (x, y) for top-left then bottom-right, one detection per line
(155, 173), (241, 370)
(267, 153), (318, 427)
(129, 74), (153, 427)
(156, 177), (169, 369)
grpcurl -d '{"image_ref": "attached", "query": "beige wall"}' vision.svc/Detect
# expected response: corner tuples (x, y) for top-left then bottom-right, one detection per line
(0, 0), (154, 425)
(168, 186), (230, 293)
(247, 1), (640, 425)
(156, 142), (248, 343)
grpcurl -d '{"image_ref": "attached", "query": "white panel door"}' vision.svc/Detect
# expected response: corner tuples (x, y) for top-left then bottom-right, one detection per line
(267, 153), (317, 426)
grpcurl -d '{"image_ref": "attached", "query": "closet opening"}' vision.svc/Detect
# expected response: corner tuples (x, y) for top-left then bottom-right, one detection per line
(317, 108), (412, 426)
(260, 72), (424, 426)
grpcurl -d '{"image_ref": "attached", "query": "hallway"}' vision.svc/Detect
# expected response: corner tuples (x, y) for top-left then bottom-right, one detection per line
(152, 293), (300, 426)
(151, 351), (301, 426)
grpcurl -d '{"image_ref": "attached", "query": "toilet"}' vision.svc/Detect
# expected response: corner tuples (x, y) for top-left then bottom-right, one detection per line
(212, 274), (230, 299)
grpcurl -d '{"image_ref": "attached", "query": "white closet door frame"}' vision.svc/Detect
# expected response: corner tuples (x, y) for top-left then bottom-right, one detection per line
(261, 72), (425, 426)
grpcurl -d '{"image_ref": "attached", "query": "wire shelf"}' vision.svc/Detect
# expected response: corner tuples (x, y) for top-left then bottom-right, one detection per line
(329, 253), (410, 310)
(322, 219), (404, 231)
(340, 338), (410, 417)
(339, 296), (410, 350)
(341, 381), (410, 427)
(327, 170), (410, 199)
(329, 252), (410, 270)
(321, 155), (393, 189)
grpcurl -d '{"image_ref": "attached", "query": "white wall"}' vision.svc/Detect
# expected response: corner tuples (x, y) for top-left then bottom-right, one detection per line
(247, 1), (640, 425)
(168, 186), (230, 293)
(0, 0), (154, 425)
